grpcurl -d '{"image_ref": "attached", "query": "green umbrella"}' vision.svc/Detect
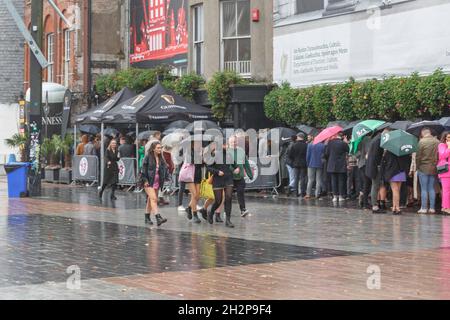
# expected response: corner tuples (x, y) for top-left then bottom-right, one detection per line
(350, 120), (386, 154)
(380, 130), (418, 157)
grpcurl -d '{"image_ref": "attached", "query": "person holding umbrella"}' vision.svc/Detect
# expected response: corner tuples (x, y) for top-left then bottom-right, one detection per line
(438, 132), (450, 214)
(380, 129), (417, 215)
(99, 139), (120, 201)
(324, 132), (349, 203)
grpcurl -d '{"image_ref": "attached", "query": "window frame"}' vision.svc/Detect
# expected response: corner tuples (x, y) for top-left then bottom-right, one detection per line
(192, 4), (204, 75)
(46, 33), (55, 82)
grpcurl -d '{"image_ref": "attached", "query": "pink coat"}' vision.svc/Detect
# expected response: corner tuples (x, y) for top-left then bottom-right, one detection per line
(438, 143), (450, 179)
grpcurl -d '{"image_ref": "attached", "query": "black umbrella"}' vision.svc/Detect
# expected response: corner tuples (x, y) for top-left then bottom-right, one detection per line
(296, 125), (319, 136)
(342, 120), (362, 137)
(439, 117), (450, 129)
(389, 121), (413, 131)
(185, 120), (220, 133)
(79, 124), (100, 135)
(327, 120), (349, 128)
(166, 120), (190, 130)
(267, 127), (298, 143)
(138, 130), (157, 141)
(103, 128), (119, 137)
(406, 121), (445, 137)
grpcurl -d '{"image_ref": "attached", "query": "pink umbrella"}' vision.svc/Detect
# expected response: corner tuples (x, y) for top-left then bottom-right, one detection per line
(313, 126), (343, 144)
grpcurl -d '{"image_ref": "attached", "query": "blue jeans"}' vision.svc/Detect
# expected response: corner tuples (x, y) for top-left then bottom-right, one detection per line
(286, 165), (296, 189)
(417, 171), (436, 210)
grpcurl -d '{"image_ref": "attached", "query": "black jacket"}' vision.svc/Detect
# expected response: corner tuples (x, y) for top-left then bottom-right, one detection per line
(104, 148), (119, 185)
(365, 134), (384, 180)
(380, 151), (411, 182)
(141, 155), (170, 190)
(324, 139), (349, 173)
(288, 140), (308, 168)
(207, 149), (234, 188)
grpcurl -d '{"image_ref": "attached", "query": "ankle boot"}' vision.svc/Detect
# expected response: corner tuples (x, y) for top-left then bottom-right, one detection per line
(199, 208), (208, 221)
(185, 206), (193, 220)
(215, 212), (224, 223)
(192, 212), (201, 224)
(207, 209), (214, 225)
(380, 200), (387, 211)
(145, 213), (153, 225)
(225, 213), (234, 228)
(155, 214), (167, 226)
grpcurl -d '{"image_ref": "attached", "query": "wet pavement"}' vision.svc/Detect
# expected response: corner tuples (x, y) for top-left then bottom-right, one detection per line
(1, 177), (450, 299)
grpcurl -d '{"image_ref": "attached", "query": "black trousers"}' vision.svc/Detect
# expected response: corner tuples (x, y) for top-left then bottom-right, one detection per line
(100, 183), (117, 196)
(211, 187), (233, 216)
(330, 173), (346, 197)
(234, 178), (246, 211)
(347, 166), (361, 197)
(293, 167), (308, 196)
(359, 167), (372, 205)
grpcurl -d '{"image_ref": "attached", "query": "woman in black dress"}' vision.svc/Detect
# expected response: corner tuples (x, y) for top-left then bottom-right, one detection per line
(207, 141), (235, 228)
(99, 139), (119, 200)
(184, 140), (204, 224)
(141, 141), (169, 226)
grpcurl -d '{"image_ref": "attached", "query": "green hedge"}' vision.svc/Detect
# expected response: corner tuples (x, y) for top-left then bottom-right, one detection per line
(264, 69), (450, 127)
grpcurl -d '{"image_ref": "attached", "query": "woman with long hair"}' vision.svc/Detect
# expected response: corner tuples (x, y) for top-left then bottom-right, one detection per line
(184, 139), (204, 224)
(438, 132), (450, 214)
(207, 141), (235, 228)
(99, 139), (120, 200)
(141, 141), (169, 226)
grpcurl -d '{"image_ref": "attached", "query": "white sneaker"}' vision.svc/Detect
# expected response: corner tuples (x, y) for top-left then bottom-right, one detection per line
(178, 206), (185, 212)
(332, 197), (338, 202)
(197, 205), (202, 211)
(417, 209), (428, 214)
(339, 196), (346, 202)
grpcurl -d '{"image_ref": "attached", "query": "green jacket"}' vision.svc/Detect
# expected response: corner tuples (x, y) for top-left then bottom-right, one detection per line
(138, 146), (146, 169)
(228, 147), (253, 180)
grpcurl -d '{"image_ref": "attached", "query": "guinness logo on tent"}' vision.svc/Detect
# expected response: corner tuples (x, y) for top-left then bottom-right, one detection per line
(131, 95), (146, 105)
(161, 95), (175, 105)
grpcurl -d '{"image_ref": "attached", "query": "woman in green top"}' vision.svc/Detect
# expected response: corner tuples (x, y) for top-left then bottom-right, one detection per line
(138, 139), (148, 169)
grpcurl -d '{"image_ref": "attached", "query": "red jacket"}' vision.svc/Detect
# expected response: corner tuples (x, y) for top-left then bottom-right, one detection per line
(163, 151), (174, 174)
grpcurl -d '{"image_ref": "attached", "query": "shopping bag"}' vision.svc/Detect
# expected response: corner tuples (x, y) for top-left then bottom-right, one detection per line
(200, 174), (215, 200)
(178, 163), (195, 183)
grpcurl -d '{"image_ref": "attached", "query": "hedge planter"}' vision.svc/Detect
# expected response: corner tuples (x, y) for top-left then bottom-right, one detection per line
(59, 168), (72, 184)
(44, 168), (60, 182)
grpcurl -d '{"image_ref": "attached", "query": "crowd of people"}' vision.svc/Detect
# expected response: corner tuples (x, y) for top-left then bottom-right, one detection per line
(285, 128), (450, 215)
(74, 124), (450, 228)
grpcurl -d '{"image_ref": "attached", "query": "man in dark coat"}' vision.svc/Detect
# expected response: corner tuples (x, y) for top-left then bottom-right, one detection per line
(288, 133), (308, 197)
(324, 133), (349, 202)
(365, 130), (388, 213)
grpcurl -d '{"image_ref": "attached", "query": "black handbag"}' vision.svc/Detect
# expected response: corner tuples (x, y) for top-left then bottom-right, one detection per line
(437, 163), (449, 175)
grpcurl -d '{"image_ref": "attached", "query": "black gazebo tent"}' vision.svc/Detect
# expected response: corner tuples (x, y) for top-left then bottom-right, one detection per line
(75, 87), (136, 124)
(102, 83), (213, 124)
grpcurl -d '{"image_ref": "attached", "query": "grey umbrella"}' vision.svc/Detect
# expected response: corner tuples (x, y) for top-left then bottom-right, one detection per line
(389, 121), (413, 131)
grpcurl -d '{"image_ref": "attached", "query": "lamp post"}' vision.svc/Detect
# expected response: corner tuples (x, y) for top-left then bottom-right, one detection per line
(28, 0), (44, 197)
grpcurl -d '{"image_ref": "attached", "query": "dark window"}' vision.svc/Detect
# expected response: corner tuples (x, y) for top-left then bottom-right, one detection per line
(296, 0), (324, 14)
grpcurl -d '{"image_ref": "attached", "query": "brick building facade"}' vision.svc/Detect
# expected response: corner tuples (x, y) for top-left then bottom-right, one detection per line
(23, 0), (129, 114)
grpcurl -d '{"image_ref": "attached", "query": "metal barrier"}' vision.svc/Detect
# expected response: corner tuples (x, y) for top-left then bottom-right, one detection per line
(118, 158), (137, 189)
(244, 156), (280, 194)
(72, 155), (99, 184)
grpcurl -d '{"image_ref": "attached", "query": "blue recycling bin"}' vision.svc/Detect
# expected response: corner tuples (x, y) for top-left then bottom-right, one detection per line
(4, 162), (30, 198)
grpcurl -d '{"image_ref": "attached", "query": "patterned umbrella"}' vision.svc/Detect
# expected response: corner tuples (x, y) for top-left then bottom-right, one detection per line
(381, 130), (418, 157)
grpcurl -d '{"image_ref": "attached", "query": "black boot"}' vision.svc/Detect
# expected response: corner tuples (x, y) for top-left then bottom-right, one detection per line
(207, 209), (214, 225)
(199, 208), (208, 221)
(155, 214), (167, 227)
(110, 185), (117, 200)
(192, 212), (201, 224)
(380, 200), (387, 211)
(185, 206), (193, 220)
(225, 213), (234, 228)
(215, 212), (224, 223)
(145, 214), (153, 225)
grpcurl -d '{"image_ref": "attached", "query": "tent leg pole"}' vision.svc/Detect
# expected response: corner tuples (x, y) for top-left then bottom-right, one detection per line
(100, 123), (104, 188)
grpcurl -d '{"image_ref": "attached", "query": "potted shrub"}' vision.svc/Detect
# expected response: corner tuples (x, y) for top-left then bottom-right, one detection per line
(41, 135), (61, 182)
(4, 133), (28, 162)
(59, 134), (74, 184)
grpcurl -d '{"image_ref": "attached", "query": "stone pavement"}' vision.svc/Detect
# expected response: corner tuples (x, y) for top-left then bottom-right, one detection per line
(1, 177), (450, 300)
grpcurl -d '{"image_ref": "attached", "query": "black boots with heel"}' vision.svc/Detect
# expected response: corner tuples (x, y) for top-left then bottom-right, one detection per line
(155, 214), (167, 226)
(145, 214), (153, 225)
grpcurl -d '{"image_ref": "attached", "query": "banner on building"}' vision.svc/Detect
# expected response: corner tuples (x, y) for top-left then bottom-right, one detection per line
(118, 158), (137, 186)
(274, 2), (450, 87)
(129, 0), (188, 71)
(61, 89), (72, 138)
(73, 155), (99, 182)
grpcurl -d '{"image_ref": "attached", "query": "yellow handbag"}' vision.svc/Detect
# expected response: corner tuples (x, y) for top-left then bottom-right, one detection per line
(200, 173), (215, 200)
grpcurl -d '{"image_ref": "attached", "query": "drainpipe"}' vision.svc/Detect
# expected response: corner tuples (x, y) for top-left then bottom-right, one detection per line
(82, 0), (92, 107)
